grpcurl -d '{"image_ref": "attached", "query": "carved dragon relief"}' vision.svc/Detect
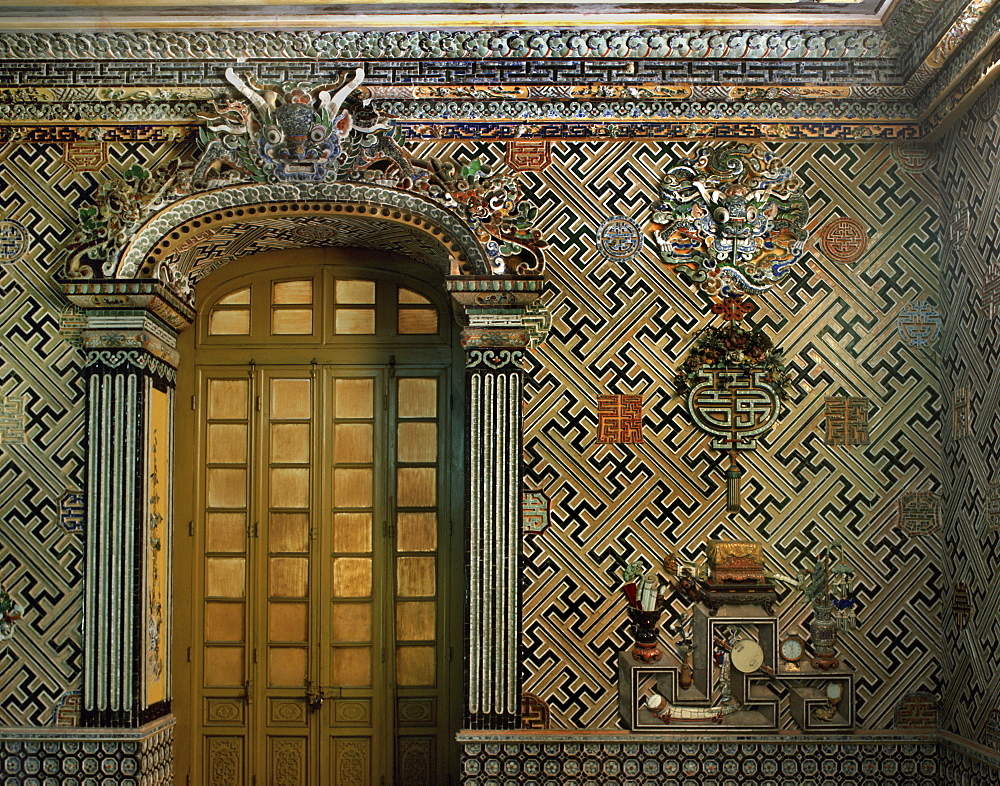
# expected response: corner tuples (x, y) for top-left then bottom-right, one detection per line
(650, 143), (809, 301)
(63, 67), (547, 302)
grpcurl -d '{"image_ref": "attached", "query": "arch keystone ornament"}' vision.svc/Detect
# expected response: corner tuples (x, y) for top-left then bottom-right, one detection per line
(675, 321), (789, 512)
(650, 143), (809, 301)
(58, 66), (550, 769)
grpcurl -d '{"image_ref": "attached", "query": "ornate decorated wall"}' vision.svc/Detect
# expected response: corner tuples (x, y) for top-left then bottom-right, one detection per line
(0, 134), (945, 733)
(936, 83), (1000, 750)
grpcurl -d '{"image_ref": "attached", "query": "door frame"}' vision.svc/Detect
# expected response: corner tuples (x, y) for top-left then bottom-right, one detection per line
(62, 180), (547, 778)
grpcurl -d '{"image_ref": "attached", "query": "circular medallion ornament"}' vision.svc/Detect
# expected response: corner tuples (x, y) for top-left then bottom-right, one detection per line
(890, 142), (934, 174)
(819, 217), (868, 264)
(597, 216), (643, 262)
(0, 219), (28, 265)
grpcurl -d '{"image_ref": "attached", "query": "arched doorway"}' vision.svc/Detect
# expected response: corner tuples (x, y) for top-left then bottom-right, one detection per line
(172, 246), (465, 784)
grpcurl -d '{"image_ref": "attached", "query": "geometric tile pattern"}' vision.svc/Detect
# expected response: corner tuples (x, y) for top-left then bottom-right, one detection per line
(461, 735), (944, 785)
(0, 717), (173, 785)
(474, 139), (946, 730)
(0, 136), (948, 743)
(0, 138), (179, 727)
(936, 87), (1000, 747)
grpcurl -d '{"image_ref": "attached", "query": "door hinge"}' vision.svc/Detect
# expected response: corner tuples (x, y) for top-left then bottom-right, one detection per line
(248, 521), (259, 538)
(186, 646), (192, 663)
(255, 394), (262, 412)
(448, 646), (454, 664)
(383, 520), (396, 540)
(190, 394), (196, 410)
(188, 520), (194, 537)
(185, 772), (191, 786)
(253, 646), (259, 664)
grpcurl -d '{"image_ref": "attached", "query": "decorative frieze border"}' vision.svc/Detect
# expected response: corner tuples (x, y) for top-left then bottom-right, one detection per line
(0, 30), (894, 62)
(458, 730), (1000, 785)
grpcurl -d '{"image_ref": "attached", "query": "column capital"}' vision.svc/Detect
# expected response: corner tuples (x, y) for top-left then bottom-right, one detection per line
(81, 311), (181, 383)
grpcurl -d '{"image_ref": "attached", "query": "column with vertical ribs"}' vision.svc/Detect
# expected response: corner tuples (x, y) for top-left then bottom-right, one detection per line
(80, 312), (179, 729)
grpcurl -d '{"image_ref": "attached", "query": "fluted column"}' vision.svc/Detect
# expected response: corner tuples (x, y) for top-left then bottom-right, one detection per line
(449, 275), (548, 730)
(80, 312), (179, 728)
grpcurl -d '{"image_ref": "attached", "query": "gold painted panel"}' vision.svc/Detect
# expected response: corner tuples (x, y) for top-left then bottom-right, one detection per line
(272, 308), (314, 335)
(204, 646), (245, 687)
(269, 467), (310, 509)
(272, 279), (313, 305)
(268, 601), (308, 642)
(205, 556), (246, 598)
(396, 467), (436, 507)
(206, 467), (247, 508)
(332, 512), (372, 553)
(209, 309), (251, 336)
(331, 603), (371, 642)
(206, 512), (247, 552)
(397, 378), (437, 418)
(397, 422), (437, 463)
(333, 422), (373, 464)
(396, 646), (435, 686)
(207, 379), (249, 420)
(205, 601), (245, 642)
(207, 423), (249, 464)
(269, 379), (311, 419)
(268, 646), (308, 687)
(335, 279), (375, 304)
(398, 308), (438, 335)
(269, 423), (310, 464)
(268, 556), (309, 598)
(395, 601), (435, 641)
(334, 378), (374, 419)
(333, 467), (372, 508)
(332, 557), (372, 597)
(335, 308), (375, 335)
(269, 512), (309, 553)
(396, 556), (435, 597)
(396, 512), (437, 552)
(331, 646), (371, 687)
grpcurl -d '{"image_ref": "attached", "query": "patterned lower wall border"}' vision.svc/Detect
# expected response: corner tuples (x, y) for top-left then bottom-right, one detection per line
(0, 715), (173, 786)
(938, 733), (1000, 785)
(458, 731), (1000, 786)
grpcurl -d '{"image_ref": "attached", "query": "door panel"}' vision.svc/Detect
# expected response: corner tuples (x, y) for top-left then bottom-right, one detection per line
(178, 254), (461, 784)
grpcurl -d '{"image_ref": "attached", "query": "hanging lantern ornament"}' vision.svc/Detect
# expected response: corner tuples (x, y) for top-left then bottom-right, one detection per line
(675, 320), (789, 512)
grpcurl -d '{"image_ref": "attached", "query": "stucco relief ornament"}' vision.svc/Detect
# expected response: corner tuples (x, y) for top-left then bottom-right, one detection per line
(650, 143), (809, 302)
(63, 67), (546, 290)
(675, 321), (789, 512)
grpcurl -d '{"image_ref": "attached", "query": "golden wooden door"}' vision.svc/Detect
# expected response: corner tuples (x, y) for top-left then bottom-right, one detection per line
(174, 250), (461, 785)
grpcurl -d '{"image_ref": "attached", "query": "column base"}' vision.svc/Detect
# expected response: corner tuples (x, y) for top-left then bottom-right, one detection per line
(0, 715), (174, 785)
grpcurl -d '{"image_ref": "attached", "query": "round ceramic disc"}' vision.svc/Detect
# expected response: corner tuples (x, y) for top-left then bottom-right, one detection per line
(730, 639), (765, 673)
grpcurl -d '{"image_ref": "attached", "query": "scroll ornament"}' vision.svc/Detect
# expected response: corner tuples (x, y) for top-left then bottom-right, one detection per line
(675, 322), (789, 512)
(64, 67), (546, 285)
(651, 143), (809, 301)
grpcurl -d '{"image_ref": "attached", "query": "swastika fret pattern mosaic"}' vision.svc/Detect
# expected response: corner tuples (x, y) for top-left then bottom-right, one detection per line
(0, 139), (180, 727)
(433, 139), (944, 730)
(936, 86), (1000, 748)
